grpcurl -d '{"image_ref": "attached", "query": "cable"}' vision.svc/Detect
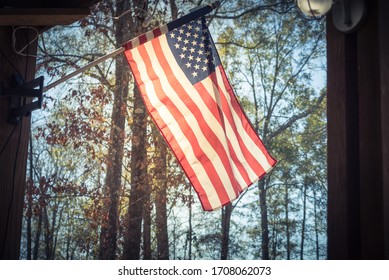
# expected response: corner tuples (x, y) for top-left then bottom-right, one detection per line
(24, 26), (30, 80)
(0, 121), (20, 157)
(0, 117), (23, 259)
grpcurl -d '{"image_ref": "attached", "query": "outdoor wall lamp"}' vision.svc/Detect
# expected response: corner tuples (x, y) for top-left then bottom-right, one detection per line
(296, 0), (366, 33)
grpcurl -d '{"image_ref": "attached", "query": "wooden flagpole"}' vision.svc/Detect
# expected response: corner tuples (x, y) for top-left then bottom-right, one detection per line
(43, 46), (125, 92)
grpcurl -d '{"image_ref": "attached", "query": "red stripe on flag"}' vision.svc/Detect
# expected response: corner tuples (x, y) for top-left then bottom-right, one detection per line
(124, 41), (132, 50)
(139, 34), (148, 45)
(153, 28), (162, 38)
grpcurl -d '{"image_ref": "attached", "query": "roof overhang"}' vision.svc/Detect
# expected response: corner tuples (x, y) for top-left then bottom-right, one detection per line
(0, 0), (101, 26)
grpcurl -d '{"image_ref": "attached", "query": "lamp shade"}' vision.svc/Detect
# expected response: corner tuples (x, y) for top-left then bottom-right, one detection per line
(297, 0), (332, 17)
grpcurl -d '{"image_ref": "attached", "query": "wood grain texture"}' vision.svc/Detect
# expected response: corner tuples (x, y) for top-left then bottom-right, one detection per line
(328, 0), (388, 259)
(357, 0), (385, 259)
(327, 19), (360, 259)
(378, 0), (389, 260)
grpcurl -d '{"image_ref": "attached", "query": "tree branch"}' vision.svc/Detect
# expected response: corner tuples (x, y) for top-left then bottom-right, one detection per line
(265, 90), (326, 143)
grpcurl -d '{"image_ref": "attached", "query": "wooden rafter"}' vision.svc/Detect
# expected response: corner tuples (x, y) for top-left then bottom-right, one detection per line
(0, 8), (90, 26)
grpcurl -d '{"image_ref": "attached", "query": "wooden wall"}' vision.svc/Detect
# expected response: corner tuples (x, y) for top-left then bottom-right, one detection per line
(0, 27), (38, 259)
(327, 0), (389, 259)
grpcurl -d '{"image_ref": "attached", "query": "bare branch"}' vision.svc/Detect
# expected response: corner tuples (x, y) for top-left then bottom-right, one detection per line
(213, 1), (295, 20)
(265, 90), (326, 143)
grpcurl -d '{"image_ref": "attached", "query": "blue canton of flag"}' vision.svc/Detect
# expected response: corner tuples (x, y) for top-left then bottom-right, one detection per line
(166, 17), (221, 84)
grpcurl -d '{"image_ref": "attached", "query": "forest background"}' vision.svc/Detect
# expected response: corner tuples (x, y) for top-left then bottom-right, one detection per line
(20, 0), (327, 260)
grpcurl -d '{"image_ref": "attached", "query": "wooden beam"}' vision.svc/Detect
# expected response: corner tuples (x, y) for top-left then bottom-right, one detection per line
(327, 19), (361, 259)
(0, 8), (90, 26)
(41, 0), (101, 8)
(357, 0), (385, 259)
(0, 0), (100, 9)
(378, 0), (389, 259)
(327, 0), (388, 259)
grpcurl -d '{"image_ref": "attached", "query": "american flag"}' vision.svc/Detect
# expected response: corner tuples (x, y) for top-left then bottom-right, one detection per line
(123, 15), (276, 211)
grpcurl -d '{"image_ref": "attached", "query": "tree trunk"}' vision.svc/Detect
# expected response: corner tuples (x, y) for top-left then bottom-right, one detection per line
(26, 204), (32, 260)
(32, 212), (42, 259)
(143, 187), (152, 260)
(188, 190), (193, 260)
(100, 56), (129, 259)
(99, 0), (131, 260)
(124, 85), (148, 259)
(300, 184), (307, 260)
(50, 202), (58, 259)
(66, 222), (71, 260)
(43, 206), (52, 260)
(155, 133), (169, 259)
(98, 225), (107, 259)
(26, 134), (34, 260)
(221, 203), (232, 260)
(285, 185), (291, 260)
(271, 220), (277, 259)
(313, 188), (320, 259)
(259, 180), (269, 260)
(52, 203), (64, 259)
(122, 0), (149, 261)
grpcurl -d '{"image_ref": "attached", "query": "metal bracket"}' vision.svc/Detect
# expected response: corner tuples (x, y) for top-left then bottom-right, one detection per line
(0, 76), (44, 125)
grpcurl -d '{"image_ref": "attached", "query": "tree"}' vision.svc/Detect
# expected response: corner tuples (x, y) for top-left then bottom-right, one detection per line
(215, 0), (326, 259)
(98, 0), (132, 260)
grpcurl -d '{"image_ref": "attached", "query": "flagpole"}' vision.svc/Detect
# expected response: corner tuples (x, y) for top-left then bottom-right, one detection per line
(43, 47), (125, 92)
(43, 1), (220, 92)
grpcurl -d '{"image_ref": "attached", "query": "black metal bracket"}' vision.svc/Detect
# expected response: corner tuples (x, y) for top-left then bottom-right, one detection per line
(0, 76), (44, 125)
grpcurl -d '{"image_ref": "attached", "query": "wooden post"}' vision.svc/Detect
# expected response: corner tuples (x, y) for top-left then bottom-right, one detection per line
(378, 0), (389, 259)
(327, 0), (388, 259)
(0, 27), (38, 259)
(327, 18), (360, 260)
(357, 0), (384, 259)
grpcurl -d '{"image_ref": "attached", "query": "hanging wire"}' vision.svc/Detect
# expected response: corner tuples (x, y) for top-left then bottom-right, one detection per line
(0, 117), (23, 259)
(0, 120), (20, 156)
(12, 26), (39, 58)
